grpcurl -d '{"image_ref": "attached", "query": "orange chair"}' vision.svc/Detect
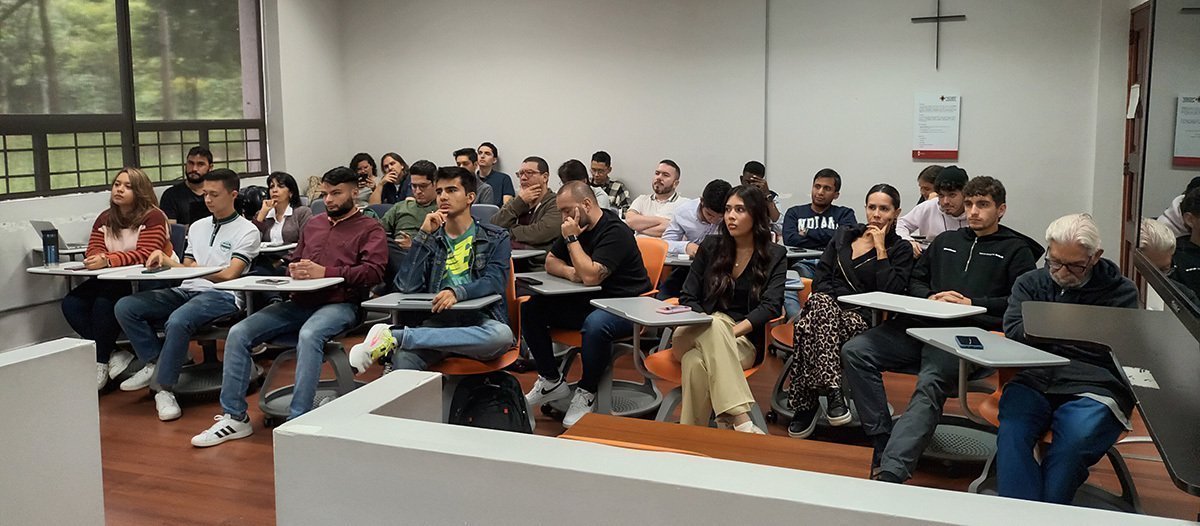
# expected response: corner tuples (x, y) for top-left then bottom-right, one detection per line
(546, 237), (669, 417)
(770, 277), (812, 353)
(968, 368), (1141, 512)
(427, 261), (532, 430)
(642, 314), (782, 431)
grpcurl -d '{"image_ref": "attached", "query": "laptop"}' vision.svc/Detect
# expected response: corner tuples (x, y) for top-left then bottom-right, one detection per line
(29, 220), (87, 250)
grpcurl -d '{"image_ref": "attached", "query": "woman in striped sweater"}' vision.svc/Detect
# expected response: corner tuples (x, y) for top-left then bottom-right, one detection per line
(61, 167), (172, 390)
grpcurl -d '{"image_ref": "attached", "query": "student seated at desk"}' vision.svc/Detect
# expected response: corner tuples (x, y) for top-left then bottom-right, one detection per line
(590, 150), (630, 214)
(477, 142), (514, 206)
(1171, 188), (1200, 299)
(252, 171), (312, 264)
(453, 147), (496, 207)
(558, 159), (611, 210)
(522, 181), (652, 428)
(894, 165), (969, 258)
(1155, 176), (1200, 237)
(674, 185), (785, 434)
(369, 152), (409, 205)
(841, 176), (1041, 483)
(786, 184), (914, 438)
(351, 152), (378, 208)
(192, 166), (387, 447)
(347, 166), (514, 373)
(915, 165), (942, 205)
(625, 160), (684, 237)
(998, 213), (1137, 504)
(62, 167), (171, 390)
(658, 179), (731, 298)
(159, 146), (213, 226)
(492, 156), (562, 270)
(782, 168), (856, 318)
(114, 169), (261, 420)
(738, 161), (782, 229)
(379, 160), (439, 292)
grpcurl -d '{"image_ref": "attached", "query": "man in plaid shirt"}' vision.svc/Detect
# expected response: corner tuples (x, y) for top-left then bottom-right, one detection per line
(589, 151), (630, 214)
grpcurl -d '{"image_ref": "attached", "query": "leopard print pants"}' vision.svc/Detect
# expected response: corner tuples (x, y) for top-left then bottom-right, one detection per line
(785, 292), (869, 411)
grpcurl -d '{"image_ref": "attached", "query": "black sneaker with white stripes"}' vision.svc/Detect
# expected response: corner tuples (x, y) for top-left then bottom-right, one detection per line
(191, 413), (253, 448)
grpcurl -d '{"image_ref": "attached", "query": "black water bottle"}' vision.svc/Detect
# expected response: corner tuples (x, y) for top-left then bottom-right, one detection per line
(41, 229), (59, 266)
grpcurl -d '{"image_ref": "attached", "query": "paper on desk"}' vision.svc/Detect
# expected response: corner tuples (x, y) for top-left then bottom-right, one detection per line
(1123, 366), (1159, 389)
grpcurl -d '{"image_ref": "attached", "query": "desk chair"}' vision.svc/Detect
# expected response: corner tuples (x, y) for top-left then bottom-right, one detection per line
(169, 223), (187, 261)
(769, 277), (812, 356)
(470, 204), (500, 224)
(368, 203), (393, 218)
(258, 310), (366, 427)
(643, 314), (781, 432)
(545, 237), (668, 418)
(310, 200), (327, 216)
(426, 262), (532, 431)
(968, 368), (1142, 513)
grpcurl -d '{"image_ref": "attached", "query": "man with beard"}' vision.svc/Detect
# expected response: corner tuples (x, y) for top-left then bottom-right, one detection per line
(160, 146), (214, 225)
(192, 166), (387, 447)
(895, 166), (970, 258)
(625, 160), (684, 237)
(841, 176), (1042, 483)
(492, 156), (563, 270)
(522, 181), (652, 428)
(996, 213), (1137, 504)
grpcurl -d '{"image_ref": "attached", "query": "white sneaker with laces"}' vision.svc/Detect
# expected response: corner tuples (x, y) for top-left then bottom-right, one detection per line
(734, 420), (766, 435)
(524, 375), (570, 407)
(191, 414), (253, 447)
(107, 350), (135, 379)
(119, 363), (155, 391)
(155, 391), (181, 421)
(96, 363), (109, 390)
(562, 389), (596, 428)
(347, 324), (397, 375)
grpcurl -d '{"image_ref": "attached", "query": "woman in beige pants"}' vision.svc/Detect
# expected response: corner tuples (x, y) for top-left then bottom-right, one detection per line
(671, 185), (787, 433)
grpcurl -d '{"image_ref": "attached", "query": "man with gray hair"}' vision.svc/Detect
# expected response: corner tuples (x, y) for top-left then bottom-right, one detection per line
(996, 212), (1138, 504)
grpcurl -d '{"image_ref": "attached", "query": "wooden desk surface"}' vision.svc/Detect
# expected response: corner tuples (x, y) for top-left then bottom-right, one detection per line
(561, 413), (871, 478)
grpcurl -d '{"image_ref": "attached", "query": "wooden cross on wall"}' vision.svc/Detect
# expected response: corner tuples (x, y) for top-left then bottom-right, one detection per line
(912, 0), (966, 70)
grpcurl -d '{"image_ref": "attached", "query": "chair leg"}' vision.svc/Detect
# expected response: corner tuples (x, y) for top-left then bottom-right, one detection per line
(1106, 446), (1143, 513)
(323, 342), (358, 396)
(969, 451), (998, 494)
(655, 387), (683, 422)
(749, 403), (768, 431)
(595, 366), (614, 414)
(441, 375), (461, 424)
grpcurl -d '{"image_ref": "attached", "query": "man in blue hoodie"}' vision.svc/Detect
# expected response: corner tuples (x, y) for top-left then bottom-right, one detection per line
(782, 168), (857, 318)
(842, 176), (1042, 483)
(997, 213), (1137, 504)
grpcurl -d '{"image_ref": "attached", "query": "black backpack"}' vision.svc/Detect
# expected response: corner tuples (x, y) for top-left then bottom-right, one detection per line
(447, 371), (532, 433)
(236, 185), (269, 220)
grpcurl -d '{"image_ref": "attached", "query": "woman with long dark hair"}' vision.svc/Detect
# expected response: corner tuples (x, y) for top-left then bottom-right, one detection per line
(786, 183), (914, 438)
(61, 167), (172, 390)
(673, 185), (786, 433)
(252, 172), (312, 275)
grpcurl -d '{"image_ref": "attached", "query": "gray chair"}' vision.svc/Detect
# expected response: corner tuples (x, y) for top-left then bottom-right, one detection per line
(310, 200), (327, 216)
(368, 203), (393, 218)
(471, 204), (500, 224)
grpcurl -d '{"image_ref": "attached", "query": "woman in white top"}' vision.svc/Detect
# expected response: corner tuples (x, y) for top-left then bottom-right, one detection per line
(252, 171), (312, 273)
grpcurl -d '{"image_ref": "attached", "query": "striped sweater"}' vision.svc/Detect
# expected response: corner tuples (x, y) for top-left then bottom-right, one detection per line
(86, 208), (172, 267)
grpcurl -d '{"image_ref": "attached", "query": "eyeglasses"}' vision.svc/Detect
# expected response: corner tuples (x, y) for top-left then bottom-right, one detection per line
(1044, 257), (1090, 275)
(515, 170), (544, 178)
(411, 181), (432, 190)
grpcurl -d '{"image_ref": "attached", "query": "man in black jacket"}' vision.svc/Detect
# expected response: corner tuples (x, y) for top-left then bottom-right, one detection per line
(841, 176), (1042, 483)
(997, 213), (1137, 504)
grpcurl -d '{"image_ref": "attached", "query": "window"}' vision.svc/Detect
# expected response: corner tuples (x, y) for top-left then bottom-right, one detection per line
(0, 0), (265, 200)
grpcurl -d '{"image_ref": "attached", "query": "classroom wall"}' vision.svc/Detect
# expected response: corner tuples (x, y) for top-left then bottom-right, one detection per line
(1141, 0), (1200, 220)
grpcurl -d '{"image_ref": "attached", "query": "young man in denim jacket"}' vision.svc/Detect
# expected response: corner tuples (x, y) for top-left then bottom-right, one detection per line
(349, 166), (514, 373)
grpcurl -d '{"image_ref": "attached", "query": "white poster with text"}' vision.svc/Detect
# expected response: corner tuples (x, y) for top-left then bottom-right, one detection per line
(1175, 96), (1200, 167)
(913, 93), (961, 160)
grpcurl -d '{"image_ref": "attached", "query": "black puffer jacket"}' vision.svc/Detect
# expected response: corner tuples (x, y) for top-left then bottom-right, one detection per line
(1005, 258), (1140, 415)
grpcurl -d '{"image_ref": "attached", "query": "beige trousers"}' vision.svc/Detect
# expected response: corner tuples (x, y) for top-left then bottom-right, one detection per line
(670, 312), (757, 426)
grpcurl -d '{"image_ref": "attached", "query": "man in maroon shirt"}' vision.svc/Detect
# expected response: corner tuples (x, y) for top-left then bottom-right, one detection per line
(192, 166), (387, 448)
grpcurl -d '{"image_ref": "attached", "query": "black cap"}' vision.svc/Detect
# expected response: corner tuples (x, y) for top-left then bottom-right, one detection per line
(934, 165), (968, 191)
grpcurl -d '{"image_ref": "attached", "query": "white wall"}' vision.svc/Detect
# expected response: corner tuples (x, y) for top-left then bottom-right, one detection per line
(337, 0), (767, 200)
(0, 338), (105, 524)
(1142, 0), (1200, 219)
(767, 0), (1126, 241)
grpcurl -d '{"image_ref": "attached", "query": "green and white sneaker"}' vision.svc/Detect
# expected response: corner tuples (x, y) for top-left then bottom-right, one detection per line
(347, 324), (397, 375)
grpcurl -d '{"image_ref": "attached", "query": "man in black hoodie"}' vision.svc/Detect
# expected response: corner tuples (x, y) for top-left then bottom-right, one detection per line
(997, 213), (1137, 504)
(842, 176), (1042, 483)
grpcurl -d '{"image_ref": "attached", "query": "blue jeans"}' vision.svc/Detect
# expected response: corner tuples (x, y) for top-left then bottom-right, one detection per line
(220, 301), (359, 420)
(522, 295), (634, 393)
(784, 259), (817, 319)
(390, 318), (514, 371)
(62, 278), (132, 362)
(996, 382), (1124, 504)
(114, 288), (239, 387)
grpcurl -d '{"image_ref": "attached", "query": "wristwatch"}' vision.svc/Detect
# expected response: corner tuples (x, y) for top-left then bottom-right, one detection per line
(565, 234), (580, 244)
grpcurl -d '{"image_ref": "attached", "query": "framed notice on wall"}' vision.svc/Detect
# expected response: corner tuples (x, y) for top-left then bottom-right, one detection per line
(913, 93), (961, 160)
(1175, 96), (1200, 167)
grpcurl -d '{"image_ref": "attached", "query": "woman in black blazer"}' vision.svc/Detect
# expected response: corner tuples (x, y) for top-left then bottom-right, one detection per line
(675, 185), (787, 434)
(786, 184), (914, 438)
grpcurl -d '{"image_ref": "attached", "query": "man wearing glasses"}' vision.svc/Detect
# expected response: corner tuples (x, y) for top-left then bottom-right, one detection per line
(590, 151), (630, 215)
(842, 176), (1042, 484)
(380, 160), (440, 292)
(493, 156), (563, 270)
(996, 213), (1137, 504)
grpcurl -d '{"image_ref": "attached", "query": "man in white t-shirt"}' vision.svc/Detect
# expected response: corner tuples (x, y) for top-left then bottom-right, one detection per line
(115, 168), (260, 422)
(626, 159), (684, 237)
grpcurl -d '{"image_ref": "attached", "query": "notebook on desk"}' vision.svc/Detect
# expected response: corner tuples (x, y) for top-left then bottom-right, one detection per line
(30, 220), (87, 250)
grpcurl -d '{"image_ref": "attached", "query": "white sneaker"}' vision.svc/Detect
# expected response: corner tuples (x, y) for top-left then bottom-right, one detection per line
(734, 420), (766, 435)
(96, 363), (109, 390)
(107, 350), (135, 379)
(191, 414), (253, 447)
(347, 324), (397, 375)
(562, 389), (596, 428)
(524, 375), (570, 407)
(155, 391), (182, 421)
(119, 363), (155, 391)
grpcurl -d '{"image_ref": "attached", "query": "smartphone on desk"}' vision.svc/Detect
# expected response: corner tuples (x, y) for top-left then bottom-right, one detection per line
(516, 276), (543, 286)
(141, 266), (170, 274)
(955, 335), (984, 350)
(656, 305), (692, 315)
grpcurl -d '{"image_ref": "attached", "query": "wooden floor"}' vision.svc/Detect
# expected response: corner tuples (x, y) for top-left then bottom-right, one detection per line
(97, 336), (1200, 525)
